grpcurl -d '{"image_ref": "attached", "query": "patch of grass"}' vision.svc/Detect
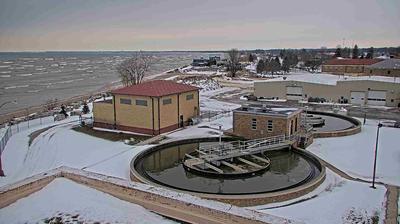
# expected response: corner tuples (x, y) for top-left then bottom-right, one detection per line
(72, 126), (150, 142)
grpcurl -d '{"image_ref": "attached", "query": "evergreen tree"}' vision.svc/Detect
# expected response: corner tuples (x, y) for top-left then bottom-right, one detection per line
(282, 56), (290, 73)
(352, 44), (359, 59)
(334, 47), (342, 58)
(256, 59), (265, 74)
(270, 57), (281, 76)
(248, 54), (255, 62)
(342, 47), (351, 58)
(366, 47), (374, 59)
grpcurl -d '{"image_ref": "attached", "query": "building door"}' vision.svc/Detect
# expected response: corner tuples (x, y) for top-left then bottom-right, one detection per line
(286, 87), (303, 100)
(179, 115), (184, 127)
(367, 90), (387, 106)
(350, 91), (365, 105)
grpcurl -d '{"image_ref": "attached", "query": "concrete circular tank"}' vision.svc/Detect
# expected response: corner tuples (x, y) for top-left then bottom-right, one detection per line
(130, 137), (326, 206)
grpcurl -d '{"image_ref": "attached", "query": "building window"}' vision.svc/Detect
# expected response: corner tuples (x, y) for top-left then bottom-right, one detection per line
(387, 70), (391, 75)
(135, 99), (148, 106)
(267, 120), (273, 132)
(120, 98), (131, 105)
(295, 117), (298, 132)
(251, 118), (257, 130)
(370, 70), (372, 74)
(163, 98), (172, 105)
(186, 94), (194, 100)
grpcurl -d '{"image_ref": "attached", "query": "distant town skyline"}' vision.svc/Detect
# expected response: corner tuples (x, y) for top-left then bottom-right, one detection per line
(0, 0), (399, 52)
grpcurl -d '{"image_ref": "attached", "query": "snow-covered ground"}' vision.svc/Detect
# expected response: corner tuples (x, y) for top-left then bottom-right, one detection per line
(0, 178), (176, 224)
(308, 119), (400, 186)
(0, 120), (137, 187)
(253, 169), (386, 224)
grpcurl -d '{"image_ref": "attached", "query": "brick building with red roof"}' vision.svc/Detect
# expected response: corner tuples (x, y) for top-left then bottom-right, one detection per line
(322, 58), (383, 75)
(93, 80), (200, 135)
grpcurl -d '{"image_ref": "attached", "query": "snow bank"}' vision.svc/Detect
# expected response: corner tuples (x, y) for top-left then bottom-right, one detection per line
(0, 178), (175, 224)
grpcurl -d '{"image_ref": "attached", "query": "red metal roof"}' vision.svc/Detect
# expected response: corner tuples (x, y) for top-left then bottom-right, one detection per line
(324, 59), (383, 66)
(111, 80), (200, 97)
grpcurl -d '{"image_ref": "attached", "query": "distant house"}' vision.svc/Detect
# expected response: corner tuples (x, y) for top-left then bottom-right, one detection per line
(364, 59), (400, 77)
(192, 58), (210, 66)
(322, 59), (383, 75)
(192, 56), (223, 67)
(93, 80), (200, 135)
(233, 105), (302, 140)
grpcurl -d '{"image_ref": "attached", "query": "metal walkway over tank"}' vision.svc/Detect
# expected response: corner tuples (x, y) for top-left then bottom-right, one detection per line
(196, 134), (297, 162)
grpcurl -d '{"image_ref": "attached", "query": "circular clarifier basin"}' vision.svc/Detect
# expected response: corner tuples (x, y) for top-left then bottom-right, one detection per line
(132, 139), (323, 195)
(311, 114), (356, 132)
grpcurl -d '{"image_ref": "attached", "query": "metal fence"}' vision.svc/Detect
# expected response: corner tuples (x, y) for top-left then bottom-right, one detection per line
(199, 110), (232, 122)
(0, 126), (12, 154)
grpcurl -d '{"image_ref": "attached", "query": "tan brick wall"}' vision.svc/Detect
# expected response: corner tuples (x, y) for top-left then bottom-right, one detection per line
(93, 90), (199, 134)
(178, 91), (200, 121)
(93, 101), (114, 124)
(364, 68), (400, 77)
(322, 65), (365, 75)
(159, 95), (178, 129)
(233, 112), (301, 139)
(114, 95), (153, 129)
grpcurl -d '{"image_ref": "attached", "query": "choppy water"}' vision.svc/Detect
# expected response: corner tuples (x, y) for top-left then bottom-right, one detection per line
(0, 51), (223, 115)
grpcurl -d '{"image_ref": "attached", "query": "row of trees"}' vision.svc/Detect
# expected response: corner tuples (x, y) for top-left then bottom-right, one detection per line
(334, 45), (375, 59)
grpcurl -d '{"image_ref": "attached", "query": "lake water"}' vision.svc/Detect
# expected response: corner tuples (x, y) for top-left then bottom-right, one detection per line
(0, 51), (223, 115)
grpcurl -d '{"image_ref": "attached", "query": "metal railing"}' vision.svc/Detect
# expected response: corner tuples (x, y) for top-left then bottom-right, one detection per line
(0, 126), (12, 154)
(197, 134), (298, 162)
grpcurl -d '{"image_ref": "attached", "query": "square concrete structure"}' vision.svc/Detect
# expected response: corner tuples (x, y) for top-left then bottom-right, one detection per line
(233, 105), (302, 140)
(93, 80), (200, 135)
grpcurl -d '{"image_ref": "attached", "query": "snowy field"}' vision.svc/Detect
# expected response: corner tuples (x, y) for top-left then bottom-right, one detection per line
(0, 178), (176, 224)
(308, 119), (400, 186)
(253, 169), (386, 224)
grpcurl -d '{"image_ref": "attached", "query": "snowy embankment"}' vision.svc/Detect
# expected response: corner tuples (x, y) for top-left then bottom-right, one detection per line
(252, 169), (386, 224)
(0, 178), (176, 224)
(308, 118), (400, 186)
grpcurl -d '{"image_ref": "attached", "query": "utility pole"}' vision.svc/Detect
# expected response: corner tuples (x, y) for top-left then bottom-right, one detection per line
(371, 122), (383, 188)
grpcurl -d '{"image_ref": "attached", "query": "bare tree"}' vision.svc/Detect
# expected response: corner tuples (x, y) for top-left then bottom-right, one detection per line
(117, 52), (152, 86)
(227, 49), (240, 77)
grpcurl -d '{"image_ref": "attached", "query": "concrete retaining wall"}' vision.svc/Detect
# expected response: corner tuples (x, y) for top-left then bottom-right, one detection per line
(0, 167), (300, 224)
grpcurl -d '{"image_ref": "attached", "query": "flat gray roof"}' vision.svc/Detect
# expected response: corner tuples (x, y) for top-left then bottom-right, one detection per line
(234, 104), (301, 117)
(367, 59), (400, 69)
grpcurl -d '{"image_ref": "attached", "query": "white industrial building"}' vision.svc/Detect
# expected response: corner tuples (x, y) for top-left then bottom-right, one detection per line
(254, 73), (400, 107)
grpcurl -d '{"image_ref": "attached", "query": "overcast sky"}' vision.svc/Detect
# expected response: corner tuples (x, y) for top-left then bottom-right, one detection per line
(0, 0), (399, 51)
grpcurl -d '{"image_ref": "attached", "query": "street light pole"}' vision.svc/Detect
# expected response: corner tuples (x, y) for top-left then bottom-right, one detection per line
(371, 122), (383, 189)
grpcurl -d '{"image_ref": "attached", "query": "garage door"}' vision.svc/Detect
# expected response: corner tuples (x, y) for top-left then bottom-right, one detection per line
(286, 86), (303, 100)
(350, 91), (365, 105)
(367, 90), (386, 106)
